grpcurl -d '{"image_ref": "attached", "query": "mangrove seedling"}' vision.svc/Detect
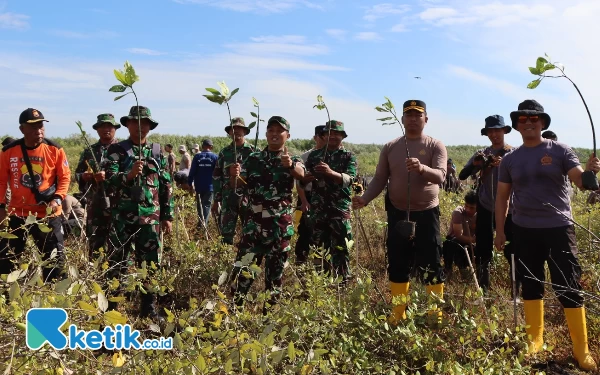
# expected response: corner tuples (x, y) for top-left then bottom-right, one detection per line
(203, 82), (242, 203)
(527, 54), (599, 190)
(75, 120), (110, 209)
(313, 95), (332, 162)
(108, 61), (146, 201)
(375, 97), (415, 239)
(248, 97), (264, 150)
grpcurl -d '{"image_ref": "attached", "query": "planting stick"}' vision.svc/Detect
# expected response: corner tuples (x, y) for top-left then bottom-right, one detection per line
(511, 253), (518, 330)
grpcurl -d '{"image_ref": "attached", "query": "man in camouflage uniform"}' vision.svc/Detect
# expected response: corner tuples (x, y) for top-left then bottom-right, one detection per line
(229, 116), (305, 308)
(75, 113), (120, 258)
(103, 106), (173, 320)
(304, 121), (358, 282)
(212, 117), (255, 245)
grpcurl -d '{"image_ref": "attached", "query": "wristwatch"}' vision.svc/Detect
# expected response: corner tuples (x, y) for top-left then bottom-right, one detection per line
(288, 160), (297, 170)
(53, 197), (62, 206)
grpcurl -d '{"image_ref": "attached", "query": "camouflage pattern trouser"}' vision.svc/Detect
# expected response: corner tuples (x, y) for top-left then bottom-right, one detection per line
(86, 199), (112, 258)
(219, 192), (247, 245)
(107, 221), (161, 282)
(309, 216), (352, 281)
(230, 237), (291, 306)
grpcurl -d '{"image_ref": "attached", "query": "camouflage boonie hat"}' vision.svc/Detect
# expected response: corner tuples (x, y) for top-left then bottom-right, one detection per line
(92, 113), (120, 130)
(120, 106), (159, 130)
(267, 116), (290, 131)
(224, 116), (250, 135)
(322, 120), (347, 138)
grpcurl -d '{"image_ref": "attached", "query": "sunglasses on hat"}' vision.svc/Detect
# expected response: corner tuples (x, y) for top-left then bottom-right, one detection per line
(517, 115), (540, 124)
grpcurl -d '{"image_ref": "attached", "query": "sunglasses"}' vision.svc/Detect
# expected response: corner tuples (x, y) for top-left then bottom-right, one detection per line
(517, 115), (540, 124)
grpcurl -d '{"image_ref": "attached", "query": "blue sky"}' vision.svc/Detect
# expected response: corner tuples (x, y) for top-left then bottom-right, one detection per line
(1, 0), (600, 148)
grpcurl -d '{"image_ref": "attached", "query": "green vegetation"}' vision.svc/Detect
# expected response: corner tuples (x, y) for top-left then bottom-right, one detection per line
(0, 134), (599, 374)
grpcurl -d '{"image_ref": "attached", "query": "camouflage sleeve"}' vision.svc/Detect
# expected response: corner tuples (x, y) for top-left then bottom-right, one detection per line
(212, 151), (225, 202)
(341, 152), (358, 188)
(159, 155), (174, 221)
(103, 145), (133, 188)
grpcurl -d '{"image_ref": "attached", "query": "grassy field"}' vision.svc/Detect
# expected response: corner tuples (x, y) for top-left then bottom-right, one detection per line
(0, 134), (599, 374)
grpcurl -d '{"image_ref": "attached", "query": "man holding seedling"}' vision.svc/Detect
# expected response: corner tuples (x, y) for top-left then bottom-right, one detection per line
(212, 117), (255, 245)
(0, 108), (70, 282)
(164, 144), (176, 178)
(294, 125), (326, 264)
(229, 116), (305, 309)
(352, 100), (447, 324)
(304, 121), (358, 282)
(103, 105), (173, 321)
(75, 113), (120, 258)
(458, 115), (516, 296)
(495, 99), (599, 371)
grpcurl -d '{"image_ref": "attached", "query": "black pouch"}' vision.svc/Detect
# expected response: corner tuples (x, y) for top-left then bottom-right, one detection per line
(21, 142), (57, 204)
(582, 170), (599, 191)
(395, 220), (416, 239)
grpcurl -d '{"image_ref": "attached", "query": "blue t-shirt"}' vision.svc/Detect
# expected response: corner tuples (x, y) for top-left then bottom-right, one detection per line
(188, 151), (218, 192)
(498, 140), (579, 228)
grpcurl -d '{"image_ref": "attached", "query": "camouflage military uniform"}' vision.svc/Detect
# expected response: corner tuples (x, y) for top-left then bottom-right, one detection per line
(75, 138), (117, 256)
(104, 139), (173, 276)
(231, 117), (304, 304)
(304, 121), (357, 281)
(213, 141), (255, 244)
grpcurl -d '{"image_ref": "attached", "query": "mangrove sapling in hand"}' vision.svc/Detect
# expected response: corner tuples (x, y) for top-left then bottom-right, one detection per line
(203, 81), (242, 207)
(375, 97), (415, 239)
(313, 95), (332, 163)
(248, 97), (264, 150)
(527, 54), (599, 190)
(109, 61), (145, 202)
(75, 121), (110, 209)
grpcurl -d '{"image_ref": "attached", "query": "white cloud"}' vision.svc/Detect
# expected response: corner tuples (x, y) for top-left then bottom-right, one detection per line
(225, 35), (329, 57)
(364, 3), (411, 22)
(325, 29), (347, 40)
(419, 7), (457, 20)
(0, 12), (29, 30)
(354, 32), (382, 41)
(390, 24), (408, 32)
(127, 48), (166, 56)
(49, 30), (119, 39)
(250, 35), (306, 44)
(171, 0), (322, 13)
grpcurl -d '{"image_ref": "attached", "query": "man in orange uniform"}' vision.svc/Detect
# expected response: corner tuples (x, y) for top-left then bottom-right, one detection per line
(0, 108), (71, 282)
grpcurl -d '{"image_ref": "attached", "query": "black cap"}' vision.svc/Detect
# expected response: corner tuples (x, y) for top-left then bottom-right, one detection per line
(19, 108), (49, 125)
(202, 139), (213, 147)
(481, 115), (511, 136)
(403, 100), (426, 113)
(314, 125), (326, 135)
(510, 99), (551, 130)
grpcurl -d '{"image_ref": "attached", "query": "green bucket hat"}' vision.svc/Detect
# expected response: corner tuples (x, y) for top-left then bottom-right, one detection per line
(322, 120), (347, 138)
(92, 113), (120, 130)
(120, 106), (159, 130)
(267, 116), (291, 131)
(224, 117), (250, 135)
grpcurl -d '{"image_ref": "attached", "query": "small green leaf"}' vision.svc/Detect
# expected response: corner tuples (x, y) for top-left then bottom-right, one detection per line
(377, 117), (393, 121)
(205, 88), (220, 95)
(37, 223), (52, 233)
(109, 85), (127, 93)
(527, 78), (542, 89)
(25, 215), (37, 225)
(536, 57), (548, 70)
(250, 112), (258, 118)
(375, 107), (388, 112)
(230, 87), (239, 97)
(528, 67), (541, 75)
(203, 94), (224, 104)
(252, 97), (259, 106)
(124, 61), (139, 85)
(0, 232), (18, 239)
(114, 93), (130, 101)
(544, 63), (556, 71)
(113, 69), (127, 85)
(248, 121), (257, 129)
(217, 81), (230, 97)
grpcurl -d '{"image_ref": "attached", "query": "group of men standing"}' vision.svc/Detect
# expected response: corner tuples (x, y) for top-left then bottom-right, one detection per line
(0, 97), (598, 370)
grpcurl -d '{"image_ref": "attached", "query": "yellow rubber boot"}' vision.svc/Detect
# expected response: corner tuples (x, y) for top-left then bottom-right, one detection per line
(388, 282), (410, 324)
(523, 299), (544, 354)
(426, 283), (444, 323)
(564, 307), (597, 371)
